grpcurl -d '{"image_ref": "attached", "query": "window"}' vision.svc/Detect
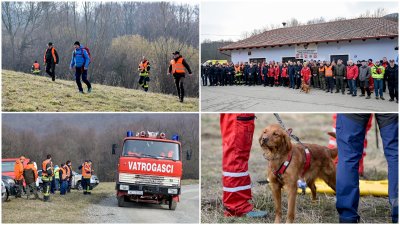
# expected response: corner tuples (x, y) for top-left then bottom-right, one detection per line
(123, 140), (180, 161)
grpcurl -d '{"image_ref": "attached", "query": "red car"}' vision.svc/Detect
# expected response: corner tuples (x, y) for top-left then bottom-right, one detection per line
(2, 158), (30, 179)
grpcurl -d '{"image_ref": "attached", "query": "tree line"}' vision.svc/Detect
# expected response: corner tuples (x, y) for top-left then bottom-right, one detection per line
(2, 2), (199, 97)
(2, 115), (199, 181)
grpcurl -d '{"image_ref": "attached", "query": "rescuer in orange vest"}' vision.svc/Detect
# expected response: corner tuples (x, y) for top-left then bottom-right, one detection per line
(14, 156), (26, 198)
(79, 160), (93, 195)
(31, 61), (41, 75)
(43, 42), (59, 81)
(59, 163), (68, 195)
(138, 57), (150, 92)
(168, 51), (192, 103)
(41, 154), (54, 202)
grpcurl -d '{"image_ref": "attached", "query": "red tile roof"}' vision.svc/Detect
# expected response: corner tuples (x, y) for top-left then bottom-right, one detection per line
(220, 17), (398, 51)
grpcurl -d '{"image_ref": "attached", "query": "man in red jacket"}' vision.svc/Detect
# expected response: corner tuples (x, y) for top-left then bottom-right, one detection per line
(347, 60), (359, 96)
(221, 113), (267, 218)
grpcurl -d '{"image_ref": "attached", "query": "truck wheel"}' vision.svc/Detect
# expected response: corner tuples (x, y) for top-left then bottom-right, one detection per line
(117, 196), (126, 207)
(168, 198), (177, 210)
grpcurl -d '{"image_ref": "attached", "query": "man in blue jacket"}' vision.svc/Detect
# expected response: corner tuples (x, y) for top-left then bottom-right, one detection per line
(288, 61), (295, 89)
(70, 41), (92, 94)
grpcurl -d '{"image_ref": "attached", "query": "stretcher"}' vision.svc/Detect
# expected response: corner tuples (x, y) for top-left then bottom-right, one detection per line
(297, 179), (388, 197)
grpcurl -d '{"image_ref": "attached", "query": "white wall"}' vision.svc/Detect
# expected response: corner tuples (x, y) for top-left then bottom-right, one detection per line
(230, 38), (398, 63)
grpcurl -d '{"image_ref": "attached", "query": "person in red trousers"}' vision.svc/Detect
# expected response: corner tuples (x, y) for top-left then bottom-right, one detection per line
(220, 113), (267, 218)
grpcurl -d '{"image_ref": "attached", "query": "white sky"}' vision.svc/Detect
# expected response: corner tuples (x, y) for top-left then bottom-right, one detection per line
(201, 0), (399, 42)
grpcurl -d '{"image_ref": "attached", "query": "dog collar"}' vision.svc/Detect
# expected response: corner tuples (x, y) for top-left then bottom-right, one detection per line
(273, 151), (293, 180)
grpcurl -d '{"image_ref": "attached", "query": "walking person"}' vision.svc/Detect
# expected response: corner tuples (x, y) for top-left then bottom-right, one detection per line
(371, 60), (386, 100)
(70, 41), (92, 94)
(138, 57), (150, 92)
(358, 60), (372, 99)
(168, 51), (192, 103)
(43, 42), (59, 81)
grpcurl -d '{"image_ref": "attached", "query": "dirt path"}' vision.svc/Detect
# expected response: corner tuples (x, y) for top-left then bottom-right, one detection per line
(201, 85), (398, 112)
(87, 184), (199, 223)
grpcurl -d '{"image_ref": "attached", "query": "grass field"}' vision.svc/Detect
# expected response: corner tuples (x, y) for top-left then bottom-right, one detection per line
(201, 114), (392, 223)
(2, 70), (198, 112)
(2, 182), (114, 223)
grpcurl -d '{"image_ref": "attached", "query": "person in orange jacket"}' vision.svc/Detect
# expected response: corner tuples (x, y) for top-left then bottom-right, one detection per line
(14, 156), (26, 198)
(23, 161), (39, 200)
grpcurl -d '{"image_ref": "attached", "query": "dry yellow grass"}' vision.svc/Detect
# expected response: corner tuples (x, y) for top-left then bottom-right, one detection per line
(2, 70), (198, 112)
(2, 182), (114, 223)
(201, 114), (391, 223)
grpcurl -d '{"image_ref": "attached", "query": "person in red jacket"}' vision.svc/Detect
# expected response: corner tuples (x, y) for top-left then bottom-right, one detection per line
(221, 113), (267, 218)
(268, 61), (275, 87)
(281, 63), (288, 87)
(347, 60), (359, 96)
(301, 62), (311, 85)
(274, 63), (280, 86)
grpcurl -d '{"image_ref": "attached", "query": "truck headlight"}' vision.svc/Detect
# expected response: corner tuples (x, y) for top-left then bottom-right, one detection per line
(168, 188), (178, 194)
(120, 185), (129, 191)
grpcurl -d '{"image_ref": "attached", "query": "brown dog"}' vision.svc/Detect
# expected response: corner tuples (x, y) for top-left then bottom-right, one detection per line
(300, 79), (310, 93)
(259, 124), (337, 223)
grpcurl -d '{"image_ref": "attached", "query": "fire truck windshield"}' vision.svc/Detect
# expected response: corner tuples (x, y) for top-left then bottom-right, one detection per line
(122, 140), (180, 161)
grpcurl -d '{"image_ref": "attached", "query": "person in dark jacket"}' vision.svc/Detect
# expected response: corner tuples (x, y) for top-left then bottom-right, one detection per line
(358, 60), (372, 99)
(294, 61), (302, 89)
(208, 63), (215, 86)
(288, 61), (295, 89)
(243, 62), (250, 85)
(70, 41), (92, 94)
(23, 161), (39, 200)
(311, 62), (319, 88)
(201, 64), (207, 86)
(262, 64), (269, 87)
(334, 60), (347, 94)
(44, 42), (59, 81)
(168, 51), (192, 102)
(66, 160), (73, 193)
(386, 59), (398, 103)
(250, 63), (258, 86)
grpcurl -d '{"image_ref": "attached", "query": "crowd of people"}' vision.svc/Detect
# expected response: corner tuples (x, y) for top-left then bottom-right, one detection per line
(13, 155), (94, 202)
(201, 57), (398, 103)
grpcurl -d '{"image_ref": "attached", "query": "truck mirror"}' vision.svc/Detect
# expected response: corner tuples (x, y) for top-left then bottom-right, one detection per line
(186, 150), (192, 160)
(112, 144), (117, 155)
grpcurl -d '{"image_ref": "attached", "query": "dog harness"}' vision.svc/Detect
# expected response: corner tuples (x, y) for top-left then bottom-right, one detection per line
(273, 151), (293, 180)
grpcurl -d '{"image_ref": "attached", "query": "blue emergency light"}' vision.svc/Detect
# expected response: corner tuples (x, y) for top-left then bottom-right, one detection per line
(127, 130), (133, 137)
(172, 134), (179, 141)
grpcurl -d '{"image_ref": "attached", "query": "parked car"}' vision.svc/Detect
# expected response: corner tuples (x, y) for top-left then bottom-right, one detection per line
(2, 181), (7, 202)
(2, 158), (30, 178)
(37, 170), (99, 190)
(2, 175), (17, 201)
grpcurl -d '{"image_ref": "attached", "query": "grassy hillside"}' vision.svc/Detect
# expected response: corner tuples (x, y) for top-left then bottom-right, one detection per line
(2, 70), (198, 112)
(201, 114), (391, 223)
(2, 182), (114, 223)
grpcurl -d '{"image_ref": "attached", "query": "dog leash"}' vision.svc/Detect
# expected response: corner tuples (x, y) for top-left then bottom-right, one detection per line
(273, 113), (311, 178)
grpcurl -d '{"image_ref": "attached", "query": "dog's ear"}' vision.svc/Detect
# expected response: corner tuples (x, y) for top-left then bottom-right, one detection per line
(258, 131), (263, 146)
(281, 131), (292, 152)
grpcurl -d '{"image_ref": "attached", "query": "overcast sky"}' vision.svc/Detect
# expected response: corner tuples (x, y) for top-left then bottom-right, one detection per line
(201, 1), (398, 42)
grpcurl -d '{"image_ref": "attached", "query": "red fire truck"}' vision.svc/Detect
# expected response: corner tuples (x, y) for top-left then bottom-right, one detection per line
(112, 131), (191, 210)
